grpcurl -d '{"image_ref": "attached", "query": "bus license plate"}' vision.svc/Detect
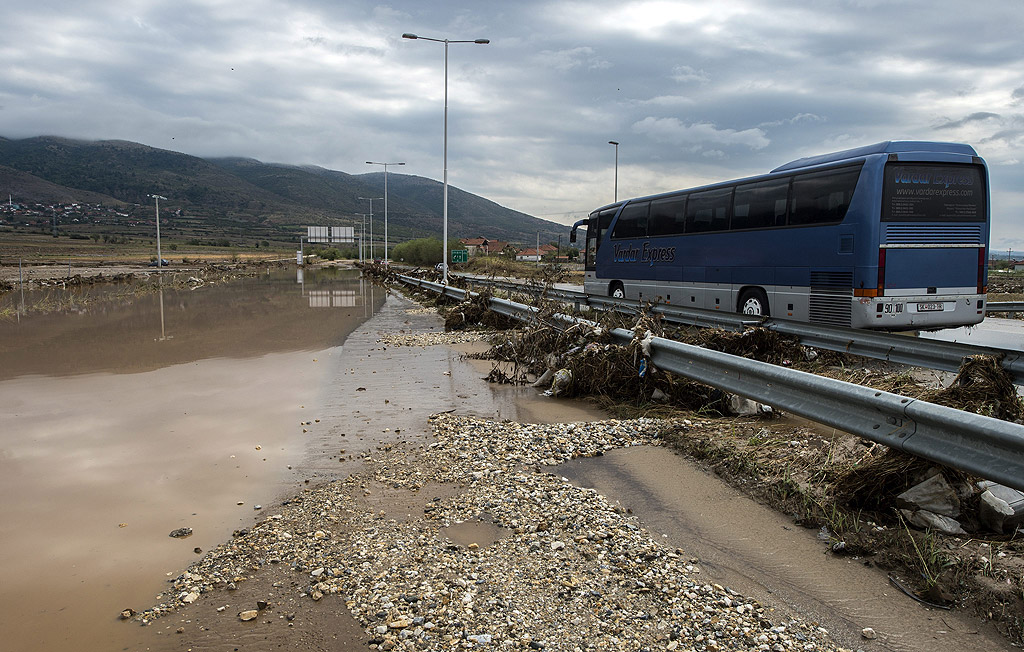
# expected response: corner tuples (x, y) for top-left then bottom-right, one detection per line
(917, 302), (944, 312)
(882, 303), (903, 314)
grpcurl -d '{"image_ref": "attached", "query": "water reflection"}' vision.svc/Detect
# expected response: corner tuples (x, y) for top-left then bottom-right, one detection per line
(0, 267), (386, 380)
(0, 266), (387, 651)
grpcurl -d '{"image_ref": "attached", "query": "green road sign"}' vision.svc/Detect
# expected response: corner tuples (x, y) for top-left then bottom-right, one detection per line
(451, 249), (469, 263)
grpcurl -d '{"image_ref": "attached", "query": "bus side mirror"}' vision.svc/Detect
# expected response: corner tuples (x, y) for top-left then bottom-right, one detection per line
(569, 228), (577, 244)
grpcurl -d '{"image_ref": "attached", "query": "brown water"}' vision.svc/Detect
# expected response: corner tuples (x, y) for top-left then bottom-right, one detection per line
(559, 447), (1014, 652)
(0, 268), (388, 651)
(0, 268), (609, 652)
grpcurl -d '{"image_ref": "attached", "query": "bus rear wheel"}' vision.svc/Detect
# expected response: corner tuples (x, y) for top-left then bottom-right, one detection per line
(609, 282), (625, 299)
(739, 289), (770, 317)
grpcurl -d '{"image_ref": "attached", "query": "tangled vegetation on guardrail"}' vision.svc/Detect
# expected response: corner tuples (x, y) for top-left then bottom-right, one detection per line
(382, 268), (1024, 644)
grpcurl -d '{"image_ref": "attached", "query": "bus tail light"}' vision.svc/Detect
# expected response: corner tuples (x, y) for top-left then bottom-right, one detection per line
(977, 246), (986, 295)
(876, 249), (886, 297)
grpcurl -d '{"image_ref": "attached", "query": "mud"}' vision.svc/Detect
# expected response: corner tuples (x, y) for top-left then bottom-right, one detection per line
(559, 446), (1014, 652)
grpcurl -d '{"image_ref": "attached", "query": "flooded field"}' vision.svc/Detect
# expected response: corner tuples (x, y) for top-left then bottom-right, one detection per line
(0, 268), (388, 651)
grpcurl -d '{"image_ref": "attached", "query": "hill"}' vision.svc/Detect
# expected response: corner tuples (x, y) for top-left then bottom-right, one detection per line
(0, 136), (567, 246)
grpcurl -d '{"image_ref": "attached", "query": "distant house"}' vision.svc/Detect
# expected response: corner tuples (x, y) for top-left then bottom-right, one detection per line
(459, 237), (511, 256)
(515, 247), (543, 262)
(1012, 260), (1024, 272)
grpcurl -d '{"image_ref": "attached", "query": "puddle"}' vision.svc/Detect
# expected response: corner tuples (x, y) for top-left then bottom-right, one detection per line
(440, 518), (507, 549)
(0, 268), (386, 652)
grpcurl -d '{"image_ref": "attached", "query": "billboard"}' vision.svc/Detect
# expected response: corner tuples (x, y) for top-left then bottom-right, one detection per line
(307, 226), (355, 243)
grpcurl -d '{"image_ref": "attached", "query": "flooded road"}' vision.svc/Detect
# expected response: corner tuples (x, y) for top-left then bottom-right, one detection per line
(0, 267), (607, 652)
(920, 316), (1024, 351)
(0, 268), (389, 651)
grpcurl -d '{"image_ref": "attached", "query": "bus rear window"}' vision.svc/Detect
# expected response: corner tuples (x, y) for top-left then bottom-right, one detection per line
(881, 163), (986, 222)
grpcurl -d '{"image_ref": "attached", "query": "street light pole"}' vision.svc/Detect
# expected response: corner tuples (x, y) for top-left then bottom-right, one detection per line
(148, 194), (167, 270)
(608, 141), (619, 202)
(403, 32), (489, 285)
(358, 197), (384, 260)
(366, 161), (405, 263)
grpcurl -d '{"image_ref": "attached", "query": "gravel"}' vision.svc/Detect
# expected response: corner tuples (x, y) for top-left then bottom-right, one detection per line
(134, 411), (847, 651)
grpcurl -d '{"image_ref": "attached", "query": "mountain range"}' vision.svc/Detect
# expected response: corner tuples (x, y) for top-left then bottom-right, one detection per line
(0, 136), (568, 246)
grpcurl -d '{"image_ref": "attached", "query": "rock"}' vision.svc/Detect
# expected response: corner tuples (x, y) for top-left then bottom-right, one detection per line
(978, 482), (1024, 533)
(168, 527), (193, 538)
(651, 388), (668, 402)
(900, 508), (966, 535)
(979, 490), (1015, 533)
(725, 394), (760, 416)
(239, 610), (258, 621)
(897, 474), (960, 517)
(119, 608), (135, 620)
(861, 627), (876, 639)
(182, 592), (199, 604)
(468, 633), (492, 645)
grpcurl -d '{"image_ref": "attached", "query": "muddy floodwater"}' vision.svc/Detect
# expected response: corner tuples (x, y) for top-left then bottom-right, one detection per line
(0, 267), (608, 652)
(0, 269), (385, 651)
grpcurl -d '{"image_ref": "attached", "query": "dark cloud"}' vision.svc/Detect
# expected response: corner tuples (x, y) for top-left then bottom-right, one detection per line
(0, 0), (1022, 247)
(935, 112), (1002, 130)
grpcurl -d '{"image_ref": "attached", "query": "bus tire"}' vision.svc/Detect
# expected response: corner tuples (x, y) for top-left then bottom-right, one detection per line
(609, 282), (625, 299)
(739, 288), (770, 317)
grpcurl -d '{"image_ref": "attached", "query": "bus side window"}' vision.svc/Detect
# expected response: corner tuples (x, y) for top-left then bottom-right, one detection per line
(649, 195), (687, 236)
(686, 187), (732, 233)
(611, 201), (650, 239)
(732, 178), (789, 230)
(789, 165), (861, 226)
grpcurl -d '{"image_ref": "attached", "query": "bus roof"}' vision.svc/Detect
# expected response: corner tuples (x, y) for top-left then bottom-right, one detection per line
(771, 140), (978, 173)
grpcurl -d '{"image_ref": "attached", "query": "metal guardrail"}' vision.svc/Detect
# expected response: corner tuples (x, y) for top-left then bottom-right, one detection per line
(398, 274), (1024, 492)
(988, 301), (1024, 313)
(460, 276), (1024, 386)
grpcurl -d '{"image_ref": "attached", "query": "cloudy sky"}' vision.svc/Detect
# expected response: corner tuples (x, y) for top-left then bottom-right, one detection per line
(2, 0), (1023, 252)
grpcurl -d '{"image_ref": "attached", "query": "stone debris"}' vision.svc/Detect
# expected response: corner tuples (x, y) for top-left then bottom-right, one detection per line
(134, 414), (846, 651)
(377, 331), (485, 348)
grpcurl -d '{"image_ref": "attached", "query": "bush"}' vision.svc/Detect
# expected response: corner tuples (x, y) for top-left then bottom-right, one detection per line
(391, 237), (463, 266)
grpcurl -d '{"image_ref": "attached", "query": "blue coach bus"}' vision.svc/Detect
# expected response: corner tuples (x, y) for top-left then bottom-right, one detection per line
(570, 141), (989, 330)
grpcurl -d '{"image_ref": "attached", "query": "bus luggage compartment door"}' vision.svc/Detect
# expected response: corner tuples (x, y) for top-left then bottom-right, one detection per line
(881, 247), (979, 294)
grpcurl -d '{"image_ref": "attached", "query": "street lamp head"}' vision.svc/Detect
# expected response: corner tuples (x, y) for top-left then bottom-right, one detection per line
(474, 39), (490, 44)
(608, 141), (619, 146)
(402, 33), (418, 39)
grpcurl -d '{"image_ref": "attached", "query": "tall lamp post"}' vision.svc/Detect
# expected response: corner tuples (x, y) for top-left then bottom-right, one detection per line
(148, 194), (167, 270)
(358, 197), (384, 260)
(608, 141), (619, 202)
(402, 31), (489, 285)
(366, 161), (405, 263)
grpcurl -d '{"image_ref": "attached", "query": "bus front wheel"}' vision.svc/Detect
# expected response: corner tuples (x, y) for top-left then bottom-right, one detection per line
(739, 289), (770, 317)
(609, 282), (625, 299)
